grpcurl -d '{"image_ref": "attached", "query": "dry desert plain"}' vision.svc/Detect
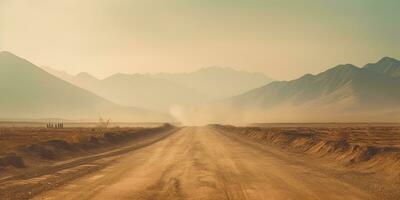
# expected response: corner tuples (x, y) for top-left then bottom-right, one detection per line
(0, 123), (399, 199)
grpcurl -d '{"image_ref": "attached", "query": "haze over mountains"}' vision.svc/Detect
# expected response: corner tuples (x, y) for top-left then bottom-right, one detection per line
(177, 57), (400, 124)
(44, 66), (273, 112)
(233, 57), (400, 108)
(2, 51), (400, 123)
(0, 52), (169, 122)
(152, 67), (272, 99)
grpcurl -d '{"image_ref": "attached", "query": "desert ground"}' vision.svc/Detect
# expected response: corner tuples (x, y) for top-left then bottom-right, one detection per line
(0, 124), (400, 200)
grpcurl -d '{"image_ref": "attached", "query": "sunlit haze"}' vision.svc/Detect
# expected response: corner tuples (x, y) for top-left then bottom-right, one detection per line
(2, 1), (400, 199)
(2, 0), (400, 80)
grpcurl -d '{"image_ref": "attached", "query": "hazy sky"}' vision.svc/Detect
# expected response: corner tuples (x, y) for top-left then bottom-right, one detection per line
(1, 0), (400, 80)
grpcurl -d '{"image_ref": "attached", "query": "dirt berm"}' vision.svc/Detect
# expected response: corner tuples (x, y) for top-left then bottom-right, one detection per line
(212, 125), (400, 178)
(0, 124), (174, 171)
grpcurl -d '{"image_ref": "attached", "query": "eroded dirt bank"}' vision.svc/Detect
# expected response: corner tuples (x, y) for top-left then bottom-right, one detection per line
(212, 125), (400, 199)
(33, 127), (384, 200)
(0, 124), (177, 199)
(212, 125), (400, 175)
(0, 124), (174, 171)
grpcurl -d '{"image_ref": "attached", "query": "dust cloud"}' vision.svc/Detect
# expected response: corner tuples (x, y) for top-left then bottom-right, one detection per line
(169, 103), (400, 125)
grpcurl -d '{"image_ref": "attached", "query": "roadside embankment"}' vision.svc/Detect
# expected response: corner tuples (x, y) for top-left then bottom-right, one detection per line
(212, 125), (400, 178)
(0, 124), (174, 173)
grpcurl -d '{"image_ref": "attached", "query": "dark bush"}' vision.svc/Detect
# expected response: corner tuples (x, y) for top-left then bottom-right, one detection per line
(0, 153), (25, 168)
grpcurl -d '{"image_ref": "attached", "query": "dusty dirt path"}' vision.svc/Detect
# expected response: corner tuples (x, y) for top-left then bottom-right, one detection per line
(33, 127), (375, 200)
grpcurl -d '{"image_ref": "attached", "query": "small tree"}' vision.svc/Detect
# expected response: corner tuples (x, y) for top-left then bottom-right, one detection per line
(98, 117), (111, 136)
(98, 117), (111, 129)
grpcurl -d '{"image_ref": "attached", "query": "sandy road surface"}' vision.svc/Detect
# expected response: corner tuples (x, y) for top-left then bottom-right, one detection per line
(34, 127), (374, 200)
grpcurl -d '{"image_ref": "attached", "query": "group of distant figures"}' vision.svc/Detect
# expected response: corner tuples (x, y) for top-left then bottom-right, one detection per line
(46, 123), (64, 129)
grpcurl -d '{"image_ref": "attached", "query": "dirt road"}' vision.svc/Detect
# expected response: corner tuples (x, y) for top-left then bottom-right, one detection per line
(34, 127), (375, 200)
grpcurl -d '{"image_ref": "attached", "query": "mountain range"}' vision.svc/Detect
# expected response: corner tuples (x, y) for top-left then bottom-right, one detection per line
(44, 66), (273, 112)
(2, 50), (400, 123)
(152, 67), (273, 99)
(225, 56), (400, 122)
(0, 52), (170, 122)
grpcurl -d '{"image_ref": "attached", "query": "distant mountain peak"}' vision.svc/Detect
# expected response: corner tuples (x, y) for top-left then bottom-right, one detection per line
(364, 56), (400, 78)
(76, 72), (98, 80)
(334, 63), (358, 69)
(298, 73), (314, 80)
(0, 51), (25, 61)
(0, 51), (17, 57)
(321, 63), (360, 76)
(377, 56), (400, 64)
(365, 56), (400, 68)
(0, 51), (47, 75)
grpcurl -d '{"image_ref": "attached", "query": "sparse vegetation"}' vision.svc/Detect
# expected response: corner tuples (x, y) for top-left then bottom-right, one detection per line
(97, 117), (111, 137)
(97, 117), (111, 129)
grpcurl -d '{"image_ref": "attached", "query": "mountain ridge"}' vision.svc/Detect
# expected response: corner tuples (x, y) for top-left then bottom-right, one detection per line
(218, 57), (400, 122)
(232, 58), (400, 107)
(0, 51), (170, 122)
(44, 64), (273, 111)
(364, 56), (400, 78)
